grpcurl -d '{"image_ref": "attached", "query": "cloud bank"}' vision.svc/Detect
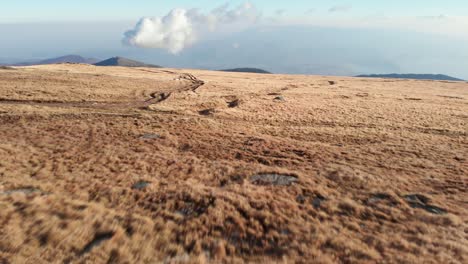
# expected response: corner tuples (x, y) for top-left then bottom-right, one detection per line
(123, 2), (468, 55)
(123, 2), (260, 54)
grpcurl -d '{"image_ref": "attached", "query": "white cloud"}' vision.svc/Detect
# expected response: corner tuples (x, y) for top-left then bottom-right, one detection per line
(123, 2), (261, 54)
(123, 9), (195, 54)
(123, 2), (468, 54)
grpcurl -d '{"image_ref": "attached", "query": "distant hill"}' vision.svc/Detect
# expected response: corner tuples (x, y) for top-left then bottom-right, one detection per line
(220, 68), (272, 74)
(356, 74), (464, 81)
(14, 55), (99, 66)
(94, 57), (161, 68)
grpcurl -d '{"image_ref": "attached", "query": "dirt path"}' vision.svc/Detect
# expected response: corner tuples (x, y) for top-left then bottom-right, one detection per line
(0, 71), (206, 111)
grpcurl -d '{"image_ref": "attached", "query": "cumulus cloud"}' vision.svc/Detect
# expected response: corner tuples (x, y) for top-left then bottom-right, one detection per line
(123, 2), (261, 54)
(123, 9), (195, 54)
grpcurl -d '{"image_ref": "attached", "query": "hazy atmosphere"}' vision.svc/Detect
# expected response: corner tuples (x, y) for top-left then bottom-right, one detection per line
(1, 0), (468, 78)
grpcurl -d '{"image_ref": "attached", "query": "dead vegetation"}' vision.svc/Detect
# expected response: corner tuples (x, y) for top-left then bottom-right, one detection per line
(0, 64), (467, 263)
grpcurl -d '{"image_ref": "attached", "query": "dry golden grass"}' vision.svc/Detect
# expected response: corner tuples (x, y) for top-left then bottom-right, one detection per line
(0, 64), (467, 263)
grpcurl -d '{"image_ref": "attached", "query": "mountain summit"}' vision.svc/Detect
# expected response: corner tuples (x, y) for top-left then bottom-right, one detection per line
(14, 55), (98, 66)
(37, 55), (99, 65)
(94, 57), (161, 68)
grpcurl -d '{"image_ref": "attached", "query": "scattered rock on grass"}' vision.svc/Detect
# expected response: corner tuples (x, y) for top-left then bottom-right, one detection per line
(199, 108), (216, 115)
(140, 133), (161, 140)
(228, 99), (240, 108)
(1, 187), (42, 195)
(274, 96), (285, 102)
(250, 173), (298, 186)
(79, 232), (115, 256)
(366, 193), (398, 206)
(296, 195), (306, 204)
(403, 194), (447, 215)
(312, 195), (326, 209)
(132, 181), (151, 190)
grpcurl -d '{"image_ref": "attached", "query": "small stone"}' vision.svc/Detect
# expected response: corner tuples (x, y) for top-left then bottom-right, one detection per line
(403, 194), (447, 215)
(274, 96), (285, 101)
(132, 181), (150, 190)
(250, 173), (298, 186)
(228, 99), (240, 108)
(366, 193), (399, 206)
(312, 196), (326, 209)
(296, 195), (306, 204)
(199, 108), (215, 115)
(404, 194), (430, 204)
(140, 133), (161, 140)
(1, 187), (41, 195)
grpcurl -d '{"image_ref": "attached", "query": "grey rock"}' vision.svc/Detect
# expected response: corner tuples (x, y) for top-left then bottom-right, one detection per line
(250, 173), (298, 186)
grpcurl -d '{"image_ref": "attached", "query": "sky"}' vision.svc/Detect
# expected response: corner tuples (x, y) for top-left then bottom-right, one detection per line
(1, 1), (468, 78)
(1, 1), (468, 22)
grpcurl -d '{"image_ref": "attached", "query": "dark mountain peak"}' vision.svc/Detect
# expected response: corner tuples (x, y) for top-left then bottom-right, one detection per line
(356, 73), (464, 81)
(94, 57), (161, 68)
(220, 68), (272, 74)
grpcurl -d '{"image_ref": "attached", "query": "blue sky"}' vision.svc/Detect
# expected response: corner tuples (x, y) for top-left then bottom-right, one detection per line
(1, 0), (467, 22)
(1, 1), (468, 78)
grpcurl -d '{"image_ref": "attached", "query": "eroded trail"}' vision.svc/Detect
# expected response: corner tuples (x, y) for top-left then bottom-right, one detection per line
(144, 73), (205, 105)
(0, 69), (206, 111)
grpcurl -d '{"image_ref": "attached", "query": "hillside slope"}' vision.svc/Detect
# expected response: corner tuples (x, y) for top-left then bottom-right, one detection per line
(0, 65), (466, 263)
(94, 57), (161, 68)
(356, 73), (464, 81)
(220, 68), (272, 74)
(14, 55), (98, 66)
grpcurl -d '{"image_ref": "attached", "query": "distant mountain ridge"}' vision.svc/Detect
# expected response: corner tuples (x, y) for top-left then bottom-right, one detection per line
(14, 55), (98, 66)
(220, 68), (272, 74)
(356, 73), (464, 81)
(94, 57), (161, 68)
